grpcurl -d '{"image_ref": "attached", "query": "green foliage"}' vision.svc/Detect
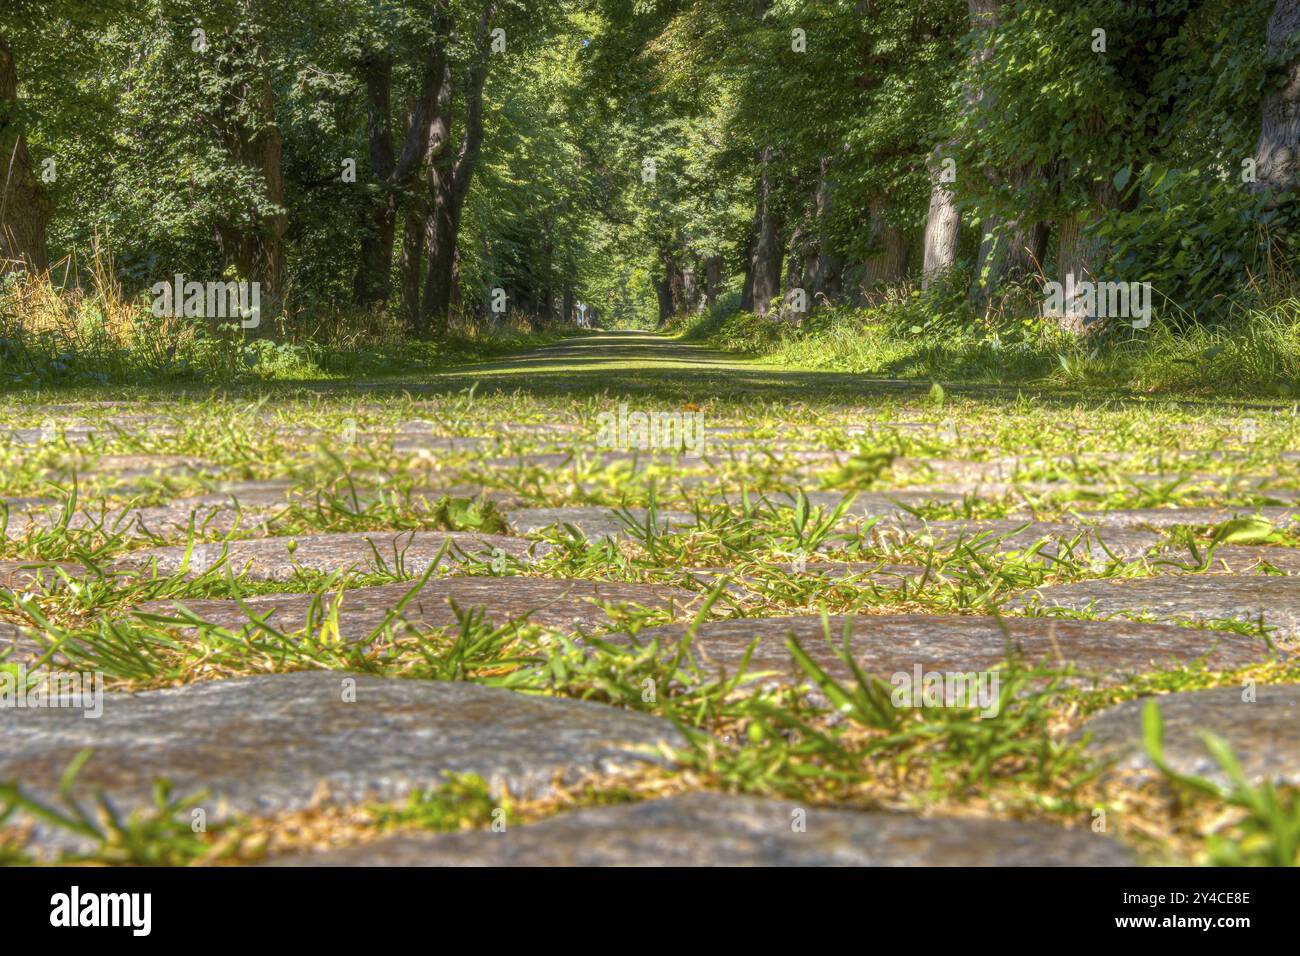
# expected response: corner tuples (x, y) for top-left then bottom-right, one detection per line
(1095, 167), (1295, 317)
(0, 749), (236, 865)
(5, 0), (1295, 332)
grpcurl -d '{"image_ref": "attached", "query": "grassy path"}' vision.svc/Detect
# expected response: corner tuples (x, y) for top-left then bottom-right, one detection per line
(424, 329), (923, 401)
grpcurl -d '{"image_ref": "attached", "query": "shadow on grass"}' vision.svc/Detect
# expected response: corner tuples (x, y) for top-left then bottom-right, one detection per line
(2, 330), (1291, 412)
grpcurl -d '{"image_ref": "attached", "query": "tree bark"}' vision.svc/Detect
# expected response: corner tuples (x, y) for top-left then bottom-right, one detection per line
(0, 35), (50, 276)
(420, 179), (458, 332)
(1055, 120), (1123, 289)
(783, 221), (813, 319)
(399, 47), (455, 332)
(540, 229), (554, 322)
(862, 195), (909, 289)
(656, 246), (686, 324)
(681, 262), (699, 313)
(1052, 213), (1088, 333)
(1251, 0), (1300, 205)
(399, 201), (427, 330)
(975, 163), (1046, 290)
(921, 146), (959, 290)
(964, 0), (1052, 301)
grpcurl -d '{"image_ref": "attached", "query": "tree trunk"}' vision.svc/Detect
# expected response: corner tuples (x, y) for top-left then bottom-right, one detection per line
(420, 180), (459, 333)
(681, 263), (699, 313)
(401, 48), (455, 334)
(783, 222), (813, 319)
(541, 232), (554, 323)
(352, 54), (397, 306)
(974, 162), (1045, 293)
(703, 255), (723, 306)
(921, 146), (959, 290)
(805, 156), (841, 303)
(0, 35), (50, 276)
(212, 27), (286, 330)
(656, 247), (686, 324)
(863, 195), (909, 289)
(1054, 123), (1123, 309)
(965, 0), (1052, 302)
(399, 200), (428, 329)
(1251, 0), (1300, 205)
(655, 273), (673, 326)
(419, 2), (497, 337)
(920, 2), (999, 291)
(354, 194), (398, 306)
(1052, 213), (1088, 333)
(1053, 159), (1120, 331)
(741, 146), (783, 316)
(354, 22), (452, 309)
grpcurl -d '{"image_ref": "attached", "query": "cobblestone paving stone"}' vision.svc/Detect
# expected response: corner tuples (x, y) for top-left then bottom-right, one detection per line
(1012, 576), (1300, 639)
(0, 672), (686, 854)
(684, 561), (951, 592)
(135, 576), (700, 637)
(267, 791), (1132, 866)
(5, 499), (276, 539)
(621, 614), (1271, 690)
(1078, 685), (1300, 787)
(1080, 506), (1300, 530)
(0, 559), (86, 590)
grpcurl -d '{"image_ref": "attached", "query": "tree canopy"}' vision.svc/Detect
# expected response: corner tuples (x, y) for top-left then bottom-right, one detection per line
(2, 0), (1296, 334)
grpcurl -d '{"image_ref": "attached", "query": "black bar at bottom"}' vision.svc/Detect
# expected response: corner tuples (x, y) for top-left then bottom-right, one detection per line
(0, 865), (1283, 942)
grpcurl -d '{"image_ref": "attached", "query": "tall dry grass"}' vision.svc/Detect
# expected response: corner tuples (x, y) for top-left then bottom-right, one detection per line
(0, 241), (205, 383)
